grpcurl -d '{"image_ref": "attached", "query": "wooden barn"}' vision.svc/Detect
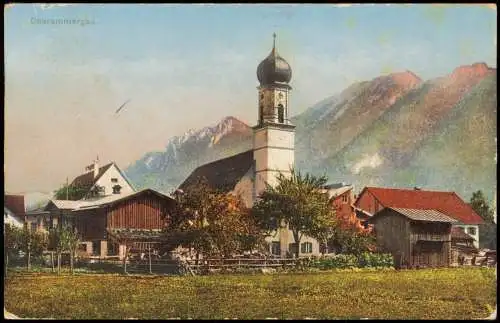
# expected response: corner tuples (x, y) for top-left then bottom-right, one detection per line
(368, 207), (458, 268)
(70, 189), (176, 259)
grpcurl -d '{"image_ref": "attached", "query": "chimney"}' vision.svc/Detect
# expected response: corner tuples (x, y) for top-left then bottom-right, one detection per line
(94, 156), (100, 179)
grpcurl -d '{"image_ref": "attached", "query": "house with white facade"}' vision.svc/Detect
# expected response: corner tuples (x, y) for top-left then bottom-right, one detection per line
(179, 34), (323, 258)
(69, 158), (136, 199)
(25, 160), (137, 233)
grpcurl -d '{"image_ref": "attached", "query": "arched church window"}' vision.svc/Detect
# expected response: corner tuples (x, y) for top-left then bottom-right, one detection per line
(259, 105), (264, 124)
(277, 104), (284, 123)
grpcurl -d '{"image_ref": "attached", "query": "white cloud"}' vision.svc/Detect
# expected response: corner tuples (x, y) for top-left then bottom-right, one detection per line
(350, 153), (383, 175)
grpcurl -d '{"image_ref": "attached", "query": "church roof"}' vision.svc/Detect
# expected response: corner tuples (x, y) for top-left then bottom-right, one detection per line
(179, 150), (254, 193)
(256, 33), (292, 86)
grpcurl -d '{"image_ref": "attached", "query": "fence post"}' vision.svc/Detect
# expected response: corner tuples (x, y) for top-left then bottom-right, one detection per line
(149, 247), (152, 274)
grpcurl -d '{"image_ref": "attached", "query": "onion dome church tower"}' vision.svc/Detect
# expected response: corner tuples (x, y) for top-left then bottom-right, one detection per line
(253, 33), (296, 199)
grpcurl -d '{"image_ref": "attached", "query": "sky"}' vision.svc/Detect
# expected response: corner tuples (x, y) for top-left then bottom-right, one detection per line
(4, 4), (497, 194)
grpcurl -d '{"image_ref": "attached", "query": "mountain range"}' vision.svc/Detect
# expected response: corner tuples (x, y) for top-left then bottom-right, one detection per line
(124, 62), (497, 202)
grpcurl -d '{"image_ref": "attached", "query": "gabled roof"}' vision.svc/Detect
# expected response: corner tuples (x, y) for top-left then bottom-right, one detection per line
(179, 150), (254, 193)
(73, 188), (175, 211)
(356, 187), (483, 225)
(4, 194), (25, 216)
(47, 200), (88, 210)
(325, 185), (353, 199)
(70, 163), (114, 189)
(385, 207), (458, 223)
(69, 162), (136, 195)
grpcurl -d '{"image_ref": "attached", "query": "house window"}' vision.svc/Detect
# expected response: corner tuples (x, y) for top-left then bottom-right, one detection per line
(111, 178), (118, 183)
(288, 243), (298, 255)
(107, 242), (118, 256)
(301, 242), (313, 254)
(341, 194), (348, 203)
(277, 104), (284, 123)
(112, 184), (122, 194)
(92, 241), (101, 256)
(467, 227), (477, 236)
(271, 241), (280, 256)
(30, 222), (37, 231)
(52, 217), (58, 228)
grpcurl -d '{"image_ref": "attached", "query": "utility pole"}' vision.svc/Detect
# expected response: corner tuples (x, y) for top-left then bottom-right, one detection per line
(66, 177), (69, 200)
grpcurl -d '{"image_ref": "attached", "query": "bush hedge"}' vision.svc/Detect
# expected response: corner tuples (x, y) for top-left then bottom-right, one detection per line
(311, 252), (394, 269)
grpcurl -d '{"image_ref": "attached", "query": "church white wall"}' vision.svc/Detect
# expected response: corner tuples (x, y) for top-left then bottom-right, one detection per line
(95, 164), (135, 196)
(266, 149), (294, 171)
(254, 128), (294, 149)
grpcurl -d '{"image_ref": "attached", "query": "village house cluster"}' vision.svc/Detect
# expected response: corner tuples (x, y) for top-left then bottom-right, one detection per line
(4, 34), (491, 269)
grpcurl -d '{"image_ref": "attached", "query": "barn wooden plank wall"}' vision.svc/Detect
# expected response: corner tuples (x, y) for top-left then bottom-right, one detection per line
(107, 193), (168, 230)
(372, 209), (452, 268)
(372, 213), (410, 266)
(409, 221), (452, 267)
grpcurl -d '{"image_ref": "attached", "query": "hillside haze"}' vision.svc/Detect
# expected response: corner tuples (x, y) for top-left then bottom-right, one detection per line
(124, 63), (497, 201)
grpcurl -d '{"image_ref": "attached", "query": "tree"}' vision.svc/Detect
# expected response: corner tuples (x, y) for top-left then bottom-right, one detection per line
(327, 228), (376, 255)
(162, 178), (265, 263)
(53, 183), (88, 201)
(469, 190), (497, 250)
(251, 168), (336, 259)
(19, 226), (48, 271)
(48, 226), (78, 274)
(470, 190), (495, 223)
(4, 224), (22, 276)
(66, 227), (80, 274)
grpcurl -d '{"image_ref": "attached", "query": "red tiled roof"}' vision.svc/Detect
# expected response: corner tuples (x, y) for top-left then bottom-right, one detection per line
(4, 195), (25, 216)
(359, 187), (483, 225)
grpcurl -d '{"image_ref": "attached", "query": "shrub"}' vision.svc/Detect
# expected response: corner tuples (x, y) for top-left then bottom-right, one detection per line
(311, 253), (394, 270)
(358, 252), (393, 268)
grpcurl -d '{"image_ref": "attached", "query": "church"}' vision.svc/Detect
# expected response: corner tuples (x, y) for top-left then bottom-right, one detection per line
(179, 34), (321, 257)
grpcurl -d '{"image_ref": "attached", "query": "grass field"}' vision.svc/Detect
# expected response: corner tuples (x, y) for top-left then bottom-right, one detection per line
(4, 267), (496, 319)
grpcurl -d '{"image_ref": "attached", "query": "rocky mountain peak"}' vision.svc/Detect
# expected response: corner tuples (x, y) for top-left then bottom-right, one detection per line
(389, 70), (422, 89)
(450, 62), (491, 79)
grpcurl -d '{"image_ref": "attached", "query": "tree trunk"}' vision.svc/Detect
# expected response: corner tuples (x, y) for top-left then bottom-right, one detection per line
(293, 231), (301, 259)
(123, 245), (129, 275)
(5, 253), (8, 278)
(27, 250), (31, 271)
(70, 249), (74, 274)
(51, 252), (55, 273)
